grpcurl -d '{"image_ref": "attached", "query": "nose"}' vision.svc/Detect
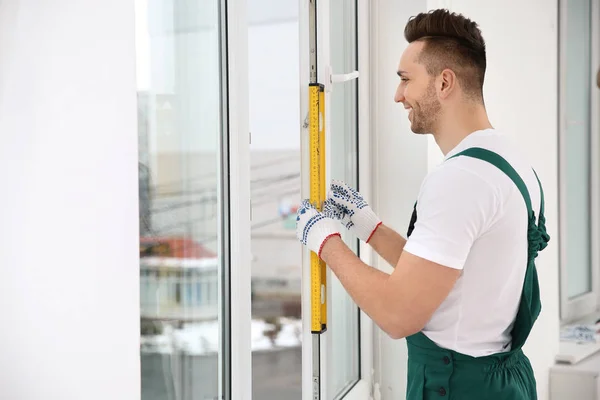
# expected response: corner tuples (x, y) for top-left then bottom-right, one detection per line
(394, 84), (405, 104)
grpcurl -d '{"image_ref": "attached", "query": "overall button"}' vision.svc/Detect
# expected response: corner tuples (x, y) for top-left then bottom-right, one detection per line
(439, 387), (447, 396)
(443, 356), (450, 365)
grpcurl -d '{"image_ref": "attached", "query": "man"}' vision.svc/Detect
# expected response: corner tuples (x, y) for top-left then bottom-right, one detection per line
(296, 8), (550, 400)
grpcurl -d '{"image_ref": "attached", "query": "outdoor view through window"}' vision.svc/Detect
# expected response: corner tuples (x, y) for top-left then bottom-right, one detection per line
(135, 0), (359, 398)
(248, 1), (303, 398)
(135, 0), (304, 399)
(136, 0), (225, 399)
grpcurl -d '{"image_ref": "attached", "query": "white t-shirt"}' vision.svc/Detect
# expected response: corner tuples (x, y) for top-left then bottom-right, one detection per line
(403, 128), (542, 357)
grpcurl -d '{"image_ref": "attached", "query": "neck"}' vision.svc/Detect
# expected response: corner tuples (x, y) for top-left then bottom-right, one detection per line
(432, 102), (493, 155)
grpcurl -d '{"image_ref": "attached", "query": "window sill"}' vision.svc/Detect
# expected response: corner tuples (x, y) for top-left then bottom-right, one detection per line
(556, 311), (600, 365)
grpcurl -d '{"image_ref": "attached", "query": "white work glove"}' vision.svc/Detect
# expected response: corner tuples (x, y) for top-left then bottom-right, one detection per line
(323, 180), (382, 243)
(296, 199), (341, 257)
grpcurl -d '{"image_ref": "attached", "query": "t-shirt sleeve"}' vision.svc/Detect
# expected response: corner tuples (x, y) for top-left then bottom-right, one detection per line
(403, 163), (499, 270)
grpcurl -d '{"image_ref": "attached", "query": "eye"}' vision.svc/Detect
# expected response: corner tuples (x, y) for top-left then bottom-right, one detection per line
(400, 77), (409, 83)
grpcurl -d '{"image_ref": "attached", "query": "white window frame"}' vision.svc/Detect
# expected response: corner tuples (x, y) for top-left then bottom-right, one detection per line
(558, 0), (600, 324)
(299, 0), (374, 399)
(226, 0), (253, 398)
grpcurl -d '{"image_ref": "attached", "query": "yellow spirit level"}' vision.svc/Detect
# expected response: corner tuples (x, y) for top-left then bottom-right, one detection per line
(308, 82), (327, 334)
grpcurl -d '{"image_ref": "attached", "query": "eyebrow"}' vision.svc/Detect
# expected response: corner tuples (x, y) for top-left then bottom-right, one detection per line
(397, 70), (409, 77)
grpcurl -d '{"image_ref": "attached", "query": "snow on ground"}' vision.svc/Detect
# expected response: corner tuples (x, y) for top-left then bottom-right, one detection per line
(141, 318), (302, 355)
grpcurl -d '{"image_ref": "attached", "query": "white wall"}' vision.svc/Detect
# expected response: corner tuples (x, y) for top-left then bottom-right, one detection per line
(372, 1), (560, 399)
(0, 1), (140, 400)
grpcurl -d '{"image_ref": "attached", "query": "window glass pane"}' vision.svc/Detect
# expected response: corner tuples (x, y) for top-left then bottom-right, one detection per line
(248, 0), (302, 398)
(135, 0), (225, 399)
(564, 0), (592, 299)
(329, 0), (360, 396)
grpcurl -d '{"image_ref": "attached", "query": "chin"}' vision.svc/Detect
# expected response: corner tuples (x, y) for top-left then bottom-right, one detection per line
(409, 125), (425, 135)
(409, 120), (431, 135)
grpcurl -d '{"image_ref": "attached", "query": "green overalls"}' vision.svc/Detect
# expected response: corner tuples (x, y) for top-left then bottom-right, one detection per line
(405, 148), (550, 400)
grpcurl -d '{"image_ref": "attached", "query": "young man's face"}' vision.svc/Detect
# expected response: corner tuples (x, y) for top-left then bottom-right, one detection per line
(394, 41), (441, 135)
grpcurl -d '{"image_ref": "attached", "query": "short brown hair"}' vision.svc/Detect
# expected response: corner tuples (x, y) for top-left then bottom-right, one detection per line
(404, 9), (486, 100)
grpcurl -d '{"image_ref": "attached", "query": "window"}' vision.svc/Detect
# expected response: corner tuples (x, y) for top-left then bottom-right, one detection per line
(559, 0), (600, 322)
(135, 0), (371, 397)
(135, 0), (237, 398)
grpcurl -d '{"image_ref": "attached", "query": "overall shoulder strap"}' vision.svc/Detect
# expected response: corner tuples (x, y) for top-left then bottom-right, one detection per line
(447, 147), (534, 217)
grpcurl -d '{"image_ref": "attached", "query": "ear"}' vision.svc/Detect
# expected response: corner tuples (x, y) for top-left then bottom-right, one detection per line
(438, 69), (457, 99)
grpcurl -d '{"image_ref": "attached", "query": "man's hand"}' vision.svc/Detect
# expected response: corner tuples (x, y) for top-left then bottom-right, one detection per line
(323, 180), (382, 243)
(296, 199), (342, 258)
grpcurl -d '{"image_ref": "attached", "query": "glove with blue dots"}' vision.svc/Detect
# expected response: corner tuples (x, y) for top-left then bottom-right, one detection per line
(323, 180), (382, 243)
(296, 199), (341, 257)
